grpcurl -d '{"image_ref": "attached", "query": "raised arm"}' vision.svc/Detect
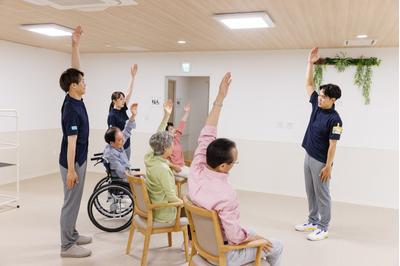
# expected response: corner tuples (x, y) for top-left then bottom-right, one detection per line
(122, 103), (138, 144)
(124, 64), (137, 105)
(71, 26), (83, 70)
(206, 72), (232, 126)
(306, 47), (319, 97)
(191, 73), (232, 170)
(157, 99), (173, 132)
(175, 103), (190, 138)
(180, 103), (190, 122)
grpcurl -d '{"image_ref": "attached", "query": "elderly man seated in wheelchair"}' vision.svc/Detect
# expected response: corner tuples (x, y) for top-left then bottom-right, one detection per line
(86, 103), (139, 233)
(103, 103), (138, 179)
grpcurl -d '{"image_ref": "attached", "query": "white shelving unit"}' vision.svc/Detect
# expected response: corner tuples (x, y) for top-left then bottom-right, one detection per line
(0, 109), (20, 208)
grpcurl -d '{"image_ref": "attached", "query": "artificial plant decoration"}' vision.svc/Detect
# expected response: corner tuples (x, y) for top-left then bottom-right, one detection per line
(313, 52), (381, 104)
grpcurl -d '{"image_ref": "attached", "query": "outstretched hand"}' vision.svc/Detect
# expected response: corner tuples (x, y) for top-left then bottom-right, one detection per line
(130, 103), (138, 118)
(308, 47), (319, 64)
(164, 99), (173, 114)
(183, 103), (191, 113)
(217, 72), (232, 99)
(71, 26), (83, 46)
(131, 64), (138, 77)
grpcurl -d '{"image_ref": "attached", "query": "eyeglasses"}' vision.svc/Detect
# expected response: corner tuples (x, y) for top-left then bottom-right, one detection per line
(229, 161), (239, 165)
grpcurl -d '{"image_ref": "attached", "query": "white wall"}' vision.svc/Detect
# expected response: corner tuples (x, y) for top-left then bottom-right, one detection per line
(186, 77), (209, 154)
(0, 40), (397, 208)
(81, 48), (398, 209)
(0, 41), (69, 184)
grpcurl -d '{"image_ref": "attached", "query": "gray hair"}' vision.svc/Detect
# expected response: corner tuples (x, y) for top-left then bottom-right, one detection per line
(149, 131), (173, 155)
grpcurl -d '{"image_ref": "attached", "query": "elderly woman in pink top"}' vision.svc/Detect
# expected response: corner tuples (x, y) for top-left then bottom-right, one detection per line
(165, 103), (191, 178)
(188, 73), (283, 266)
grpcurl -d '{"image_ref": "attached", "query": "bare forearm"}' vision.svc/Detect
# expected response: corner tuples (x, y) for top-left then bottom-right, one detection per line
(67, 141), (77, 171)
(181, 112), (189, 122)
(305, 62), (315, 97)
(125, 78), (134, 104)
(206, 95), (224, 126)
(326, 143), (337, 167)
(71, 44), (80, 69)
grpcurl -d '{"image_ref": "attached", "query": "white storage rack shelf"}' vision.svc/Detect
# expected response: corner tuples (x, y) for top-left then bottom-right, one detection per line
(0, 109), (20, 208)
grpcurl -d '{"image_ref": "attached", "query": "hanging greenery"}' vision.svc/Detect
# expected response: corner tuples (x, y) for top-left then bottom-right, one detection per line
(313, 53), (381, 104)
(313, 64), (325, 90)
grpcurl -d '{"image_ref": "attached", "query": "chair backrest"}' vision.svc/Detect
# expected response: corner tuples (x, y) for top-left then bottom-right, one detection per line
(127, 174), (151, 218)
(183, 196), (225, 262)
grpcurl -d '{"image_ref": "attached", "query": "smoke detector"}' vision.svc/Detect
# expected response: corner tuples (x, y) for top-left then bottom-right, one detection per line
(23, 0), (138, 12)
(344, 39), (377, 47)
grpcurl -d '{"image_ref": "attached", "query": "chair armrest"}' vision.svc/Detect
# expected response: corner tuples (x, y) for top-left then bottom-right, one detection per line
(220, 239), (268, 252)
(149, 201), (184, 209)
(125, 170), (145, 177)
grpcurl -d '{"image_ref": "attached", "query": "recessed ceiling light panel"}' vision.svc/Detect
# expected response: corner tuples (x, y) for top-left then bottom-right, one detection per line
(20, 23), (74, 37)
(214, 12), (275, 29)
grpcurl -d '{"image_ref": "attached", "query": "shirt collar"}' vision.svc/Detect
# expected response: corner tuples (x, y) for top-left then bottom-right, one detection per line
(320, 103), (335, 113)
(204, 166), (229, 181)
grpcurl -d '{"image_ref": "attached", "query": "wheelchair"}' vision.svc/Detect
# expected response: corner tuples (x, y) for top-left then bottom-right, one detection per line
(87, 152), (138, 232)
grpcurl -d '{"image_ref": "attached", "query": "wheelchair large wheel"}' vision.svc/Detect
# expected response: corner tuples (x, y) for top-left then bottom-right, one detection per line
(87, 183), (134, 232)
(93, 176), (110, 192)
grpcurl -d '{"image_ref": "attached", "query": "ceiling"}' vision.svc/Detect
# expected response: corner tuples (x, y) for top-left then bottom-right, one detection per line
(0, 0), (398, 53)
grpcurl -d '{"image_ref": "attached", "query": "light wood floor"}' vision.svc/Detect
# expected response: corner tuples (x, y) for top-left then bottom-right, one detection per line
(0, 172), (398, 266)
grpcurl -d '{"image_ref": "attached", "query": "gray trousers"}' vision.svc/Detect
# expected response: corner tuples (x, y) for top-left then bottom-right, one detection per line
(304, 153), (331, 231)
(226, 229), (283, 266)
(60, 161), (87, 250)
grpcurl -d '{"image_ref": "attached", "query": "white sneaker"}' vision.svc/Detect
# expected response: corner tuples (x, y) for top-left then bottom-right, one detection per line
(295, 222), (318, 232)
(307, 228), (328, 241)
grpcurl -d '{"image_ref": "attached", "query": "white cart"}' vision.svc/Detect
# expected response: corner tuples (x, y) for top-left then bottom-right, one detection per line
(0, 109), (20, 208)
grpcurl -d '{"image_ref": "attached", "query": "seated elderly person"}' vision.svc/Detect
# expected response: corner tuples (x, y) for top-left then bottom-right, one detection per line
(144, 100), (182, 224)
(103, 103), (137, 179)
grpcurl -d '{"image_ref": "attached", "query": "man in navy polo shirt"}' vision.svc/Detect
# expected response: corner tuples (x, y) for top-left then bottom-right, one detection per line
(58, 26), (92, 258)
(295, 47), (343, 241)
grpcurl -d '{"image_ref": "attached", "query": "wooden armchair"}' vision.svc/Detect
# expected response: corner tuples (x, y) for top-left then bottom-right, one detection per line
(125, 173), (190, 266)
(183, 196), (267, 266)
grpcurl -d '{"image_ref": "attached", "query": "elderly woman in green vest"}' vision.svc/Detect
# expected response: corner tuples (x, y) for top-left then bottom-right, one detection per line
(144, 100), (182, 224)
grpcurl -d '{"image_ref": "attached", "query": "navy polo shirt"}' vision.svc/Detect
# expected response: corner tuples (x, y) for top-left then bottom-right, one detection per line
(302, 91), (343, 164)
(59, 94), (89, 169)
(107, 106), (130, 149)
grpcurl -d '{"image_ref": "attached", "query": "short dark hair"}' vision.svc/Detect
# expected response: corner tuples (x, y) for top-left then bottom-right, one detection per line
(206, 138), (236, 168)
(59, 68), (84, 93)
(320, 84), (341, 100)
(104, 127), (119, 144)
(165, 122), (174, 131)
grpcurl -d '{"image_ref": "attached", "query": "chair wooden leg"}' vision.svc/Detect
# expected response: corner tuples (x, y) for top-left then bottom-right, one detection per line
(141, 233), (151, 266)
(219, 252), (227, 266)
(125, 222), (135, 254)
(182, 227), (189, 262)
(177, 183), (182, 198)
(190, 244), (197, 257)
(168, 232), (172, 247)
(255, 246), (263, 266)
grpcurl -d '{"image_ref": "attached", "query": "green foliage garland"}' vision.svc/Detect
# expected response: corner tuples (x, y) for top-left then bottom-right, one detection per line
(313, 53), (381, 104)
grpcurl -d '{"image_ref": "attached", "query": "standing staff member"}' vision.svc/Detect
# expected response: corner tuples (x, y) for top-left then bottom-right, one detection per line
(295, 47), (343, 241)
(107, 64), (138, 160)
(59, 26), (92, 258)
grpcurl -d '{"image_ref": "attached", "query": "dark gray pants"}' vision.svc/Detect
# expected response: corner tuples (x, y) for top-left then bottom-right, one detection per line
(60, 161), (87, 250)
(304, 153), (331, 231)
